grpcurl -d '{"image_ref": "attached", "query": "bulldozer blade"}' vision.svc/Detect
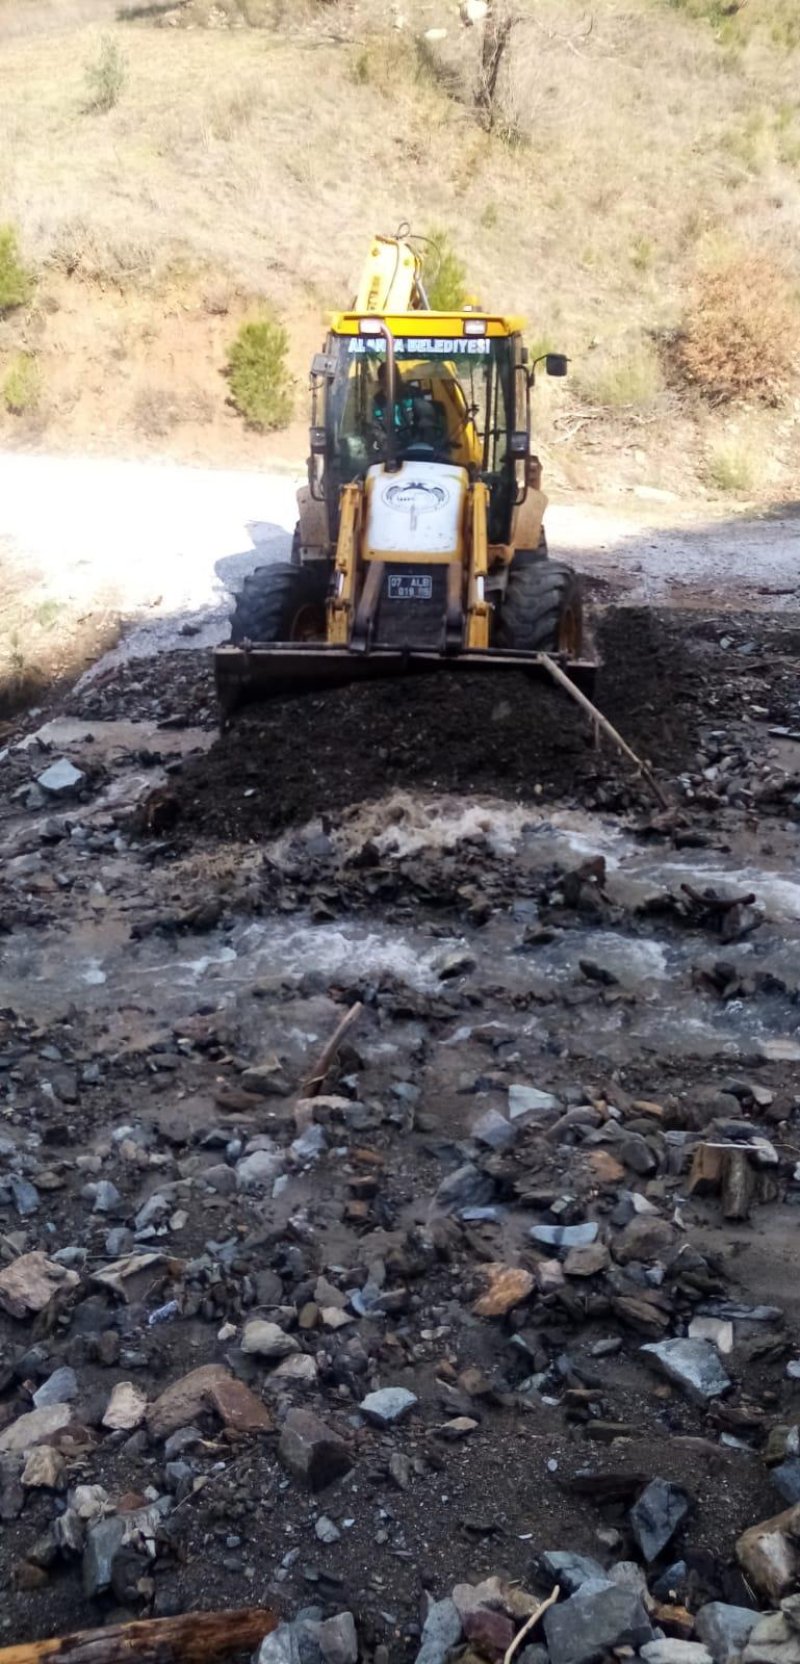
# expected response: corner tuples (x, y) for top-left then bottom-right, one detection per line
(214, 642), (598, 718)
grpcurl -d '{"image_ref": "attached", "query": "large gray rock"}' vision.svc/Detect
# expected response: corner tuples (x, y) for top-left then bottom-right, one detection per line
(302, 1613), (358, 1664)
(543, 1579), (653, 1664)
(255, 1626), (301, 1664)
(414, 1598), (462, 1664)
(630, 1479), (692, 1562)
(743, 1610), (800, 1664)
(37, 758), (85, 796)
(695, 1602), (758, 1663)
(32, 1367), (79, 1409)
(641, 1338), (731, 1403)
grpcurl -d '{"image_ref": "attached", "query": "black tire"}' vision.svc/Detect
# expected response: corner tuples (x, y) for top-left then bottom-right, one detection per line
(229, 562), (329, 646)
(290, 523), (302, 568)
(495, 558), (584, 656)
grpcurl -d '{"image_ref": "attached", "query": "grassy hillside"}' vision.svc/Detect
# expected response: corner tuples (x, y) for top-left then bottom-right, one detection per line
(0, 0), (799, 498)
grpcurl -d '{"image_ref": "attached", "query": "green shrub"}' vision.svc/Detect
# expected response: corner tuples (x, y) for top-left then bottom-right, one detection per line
(84, 35), (127, 113)
(705, 435), (754, 493)
(423, 229), (468, 311)
(3, 353), (41, 416)
(576, 340), (664, 409)
(226, 317), (293, 430)
(0, 226), (33, 314)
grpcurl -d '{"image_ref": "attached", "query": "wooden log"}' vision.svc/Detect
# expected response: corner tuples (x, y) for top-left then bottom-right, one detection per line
(0, 1608), (277, 1664)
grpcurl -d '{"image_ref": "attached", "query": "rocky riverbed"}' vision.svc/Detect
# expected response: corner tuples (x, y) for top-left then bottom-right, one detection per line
(1, 602), (800, 1664)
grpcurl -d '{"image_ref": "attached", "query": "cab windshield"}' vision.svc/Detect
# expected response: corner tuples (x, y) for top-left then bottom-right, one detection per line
(326, 331), (514, 482)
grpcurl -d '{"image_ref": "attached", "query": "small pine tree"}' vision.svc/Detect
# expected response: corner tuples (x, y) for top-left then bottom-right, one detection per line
(424, 230), (468, 311)
(0, 226), (32, 314)
(226, 317), (294, 431)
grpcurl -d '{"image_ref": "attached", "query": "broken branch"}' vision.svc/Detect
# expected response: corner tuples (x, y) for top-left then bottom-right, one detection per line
(538, 653), (670, 809)
(300, 1000), (363, 1097)
(0, 1609), (277, 1664)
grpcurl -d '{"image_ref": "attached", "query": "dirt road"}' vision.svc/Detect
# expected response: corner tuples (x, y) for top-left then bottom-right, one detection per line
(1, 455), (798, 706)
(1, 453), (800, 1662)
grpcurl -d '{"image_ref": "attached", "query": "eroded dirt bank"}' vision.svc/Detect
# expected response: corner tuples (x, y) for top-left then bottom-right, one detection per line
(1, 595), (800, 1664)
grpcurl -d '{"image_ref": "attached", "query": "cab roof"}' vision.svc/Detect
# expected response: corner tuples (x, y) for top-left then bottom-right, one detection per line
(328, 311), (525, 338)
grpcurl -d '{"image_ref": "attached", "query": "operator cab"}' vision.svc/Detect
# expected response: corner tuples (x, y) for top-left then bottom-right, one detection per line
(310, 314), (526, 551)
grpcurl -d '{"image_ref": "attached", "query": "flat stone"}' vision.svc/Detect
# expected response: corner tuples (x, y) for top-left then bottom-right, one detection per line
(0, 1252), (79, 1318)
(241, 1320), (301, 1360)
(695, 1602), (759, 1663)
(540, 1551), (607, 1594)
(37, 758), (85, 796)
(359, 1387), (418, 1426)
(473, 1263), (535, 1317)
(641, 1338), (731, 1403)
(508, 1085), (560, 1121)
(630, 1479), (692, 1562)
(543, 1580), (653, 1664)
(278, 1408), (353, 1491)
(640, 1645), (712, 1664)
(530, 1222), (599, 1249)
(0, 1404), (73, 1456)
(102, 1381), (148, 1432)
(737, 1503), (800, 1601)
(414, 1598), (463, 1664)
(32, 1367), (78, 1408)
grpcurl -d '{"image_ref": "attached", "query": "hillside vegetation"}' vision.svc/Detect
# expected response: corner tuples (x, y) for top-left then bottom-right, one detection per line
(0, 0), (799, 499)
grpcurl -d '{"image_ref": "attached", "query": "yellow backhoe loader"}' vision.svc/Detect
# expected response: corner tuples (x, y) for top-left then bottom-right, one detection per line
(214, 232), (595, 717)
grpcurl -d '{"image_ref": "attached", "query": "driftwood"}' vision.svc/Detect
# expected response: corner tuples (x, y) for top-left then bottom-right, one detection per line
(0, 1609), (277, 1664)
(538, 652), (670, 809)
(300, 1001), (363, 1098)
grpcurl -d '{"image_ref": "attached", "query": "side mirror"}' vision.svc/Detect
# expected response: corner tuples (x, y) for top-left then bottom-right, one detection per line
(510, 430), (529, 458)
(309, 426), (326, 455)
(311, 352), (337, 379)
(545, 353), (569, 378)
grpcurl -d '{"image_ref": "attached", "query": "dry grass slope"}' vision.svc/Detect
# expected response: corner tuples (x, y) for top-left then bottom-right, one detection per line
(0, 0), (798, 495)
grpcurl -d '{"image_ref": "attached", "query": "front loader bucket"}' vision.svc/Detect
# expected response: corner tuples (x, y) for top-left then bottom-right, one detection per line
(214, 641), (598, 722)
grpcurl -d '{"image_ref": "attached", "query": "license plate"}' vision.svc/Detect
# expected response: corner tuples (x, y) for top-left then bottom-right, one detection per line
(387, 574), (433, 601)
